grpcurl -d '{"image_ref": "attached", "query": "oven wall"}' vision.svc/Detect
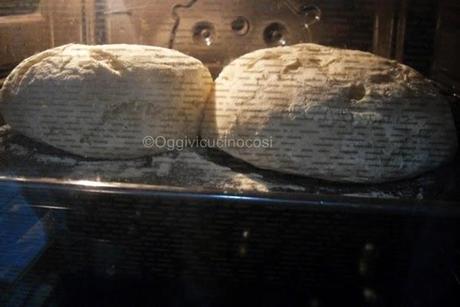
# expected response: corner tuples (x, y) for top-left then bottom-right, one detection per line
(0, 0), (458, 89)
(432, 0), (460, 92)
(0, 0), (51, 74)
(0, 0), (83, 77)
(403, 0), (439, 76)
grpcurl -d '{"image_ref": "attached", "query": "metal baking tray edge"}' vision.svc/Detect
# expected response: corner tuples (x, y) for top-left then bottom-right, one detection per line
(1, 176), (459, 218)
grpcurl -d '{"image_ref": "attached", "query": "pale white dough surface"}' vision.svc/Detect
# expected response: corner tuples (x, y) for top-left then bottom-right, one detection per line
(202, 43), (458, 183)
(0, 44), (213, 159)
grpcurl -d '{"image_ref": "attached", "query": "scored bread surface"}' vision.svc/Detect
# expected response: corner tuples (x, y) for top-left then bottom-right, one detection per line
(202, 43), (458, 183)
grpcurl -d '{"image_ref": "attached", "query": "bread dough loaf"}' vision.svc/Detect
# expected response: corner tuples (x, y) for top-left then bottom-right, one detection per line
(0, 44), (213, 159)
(202, 43), (458, 183)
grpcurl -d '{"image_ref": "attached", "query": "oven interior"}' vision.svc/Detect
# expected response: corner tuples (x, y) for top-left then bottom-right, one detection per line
(0, 0), (459, 306)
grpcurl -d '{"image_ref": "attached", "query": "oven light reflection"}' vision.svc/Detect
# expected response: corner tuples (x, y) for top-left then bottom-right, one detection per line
(72, 179), (104, 187)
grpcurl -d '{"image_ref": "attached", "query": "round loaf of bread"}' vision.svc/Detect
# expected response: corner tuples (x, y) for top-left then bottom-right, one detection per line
(0, 44), (213, 159)
(202, 43), (458, 183)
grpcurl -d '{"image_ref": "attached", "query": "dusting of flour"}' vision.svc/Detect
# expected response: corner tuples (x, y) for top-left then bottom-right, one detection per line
(2, 143), (305, 193)
(1, 135), (440, 199)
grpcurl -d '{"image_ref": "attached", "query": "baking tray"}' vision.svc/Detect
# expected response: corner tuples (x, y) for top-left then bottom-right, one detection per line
(0, 127), (459, 202)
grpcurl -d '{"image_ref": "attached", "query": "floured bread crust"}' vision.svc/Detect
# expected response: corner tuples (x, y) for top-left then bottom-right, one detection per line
(0, 44), (213, 159)
(202, 43), (458, 183)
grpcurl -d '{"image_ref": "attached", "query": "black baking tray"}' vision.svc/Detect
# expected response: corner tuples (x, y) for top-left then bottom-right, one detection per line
(0, 130), (459, 202)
